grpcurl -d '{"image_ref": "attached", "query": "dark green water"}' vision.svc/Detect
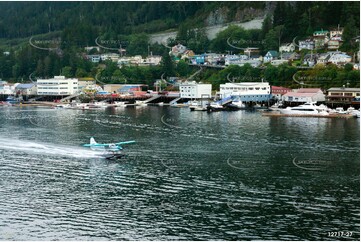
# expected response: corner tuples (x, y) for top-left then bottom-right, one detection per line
(0, 106), (359, 240)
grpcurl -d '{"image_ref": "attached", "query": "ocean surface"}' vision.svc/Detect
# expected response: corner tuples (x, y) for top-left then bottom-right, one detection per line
(0, 105), (359, 240)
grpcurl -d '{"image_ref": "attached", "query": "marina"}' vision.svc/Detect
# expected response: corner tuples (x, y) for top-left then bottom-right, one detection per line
(262, 112), (355, 118)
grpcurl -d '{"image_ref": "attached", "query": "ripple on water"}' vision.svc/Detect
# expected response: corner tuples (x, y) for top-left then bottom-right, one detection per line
(0, 107), (359, 240)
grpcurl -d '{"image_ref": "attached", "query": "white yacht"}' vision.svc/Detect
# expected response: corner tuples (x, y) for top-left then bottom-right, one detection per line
(135, 100), (148, 106)
(333, 107), (348, 114)
(280, 102), (329, 116)
(346, 107), (360, 117)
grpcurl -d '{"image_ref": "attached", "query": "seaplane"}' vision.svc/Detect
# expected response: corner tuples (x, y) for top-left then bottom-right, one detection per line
(83, 137), (136, 160)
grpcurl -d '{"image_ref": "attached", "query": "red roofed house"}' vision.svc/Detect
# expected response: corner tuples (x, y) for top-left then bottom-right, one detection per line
(282, 88), (325, 103)
(271, 86), (292, 100)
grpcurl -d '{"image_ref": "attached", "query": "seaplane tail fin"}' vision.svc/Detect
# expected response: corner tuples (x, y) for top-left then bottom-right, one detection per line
(90, 137), (97, 145)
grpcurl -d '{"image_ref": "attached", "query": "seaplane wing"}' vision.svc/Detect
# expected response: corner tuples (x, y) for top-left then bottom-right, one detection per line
(83, 137), (135, 149)
(83, 143), (114, 147)
(115, 141), (136, 145)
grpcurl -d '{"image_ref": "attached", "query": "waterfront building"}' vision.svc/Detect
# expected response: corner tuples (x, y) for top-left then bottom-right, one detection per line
(104, 84), (124, 94)
(219, 82), (271, 102)
(0, 81), (17, 95)
(118, 85), (147, 95)
(179, 81), (212, 99)
(78, 77), (95, 90)
(15, 83), (37, 95)
(282, 88), (325, 103)
(271, 86), (292, 100)
(37, 76), (78, 96)
(326, 87), (360, 106)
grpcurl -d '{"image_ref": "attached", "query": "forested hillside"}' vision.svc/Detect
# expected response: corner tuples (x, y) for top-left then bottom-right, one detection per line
(0, 1), (359, 89)
(0, 1), (266, 39)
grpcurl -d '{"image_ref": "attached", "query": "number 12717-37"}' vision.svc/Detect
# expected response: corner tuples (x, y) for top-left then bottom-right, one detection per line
(328, 232), (353, 237)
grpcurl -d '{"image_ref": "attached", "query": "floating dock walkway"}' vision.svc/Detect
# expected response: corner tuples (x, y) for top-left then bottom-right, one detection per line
(262, 112), (355, 118)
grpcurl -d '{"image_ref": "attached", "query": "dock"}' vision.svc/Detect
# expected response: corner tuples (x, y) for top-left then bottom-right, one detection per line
(262, 112), (355, 118)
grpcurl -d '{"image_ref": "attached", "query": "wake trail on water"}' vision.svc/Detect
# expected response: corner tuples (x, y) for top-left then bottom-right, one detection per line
(0, 137), (103, 159)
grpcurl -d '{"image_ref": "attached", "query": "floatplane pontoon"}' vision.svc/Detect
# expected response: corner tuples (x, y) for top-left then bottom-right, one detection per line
(83, 137), (136, 160)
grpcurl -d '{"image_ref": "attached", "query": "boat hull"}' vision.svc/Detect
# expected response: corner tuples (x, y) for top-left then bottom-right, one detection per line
(280, 109), (319, 115)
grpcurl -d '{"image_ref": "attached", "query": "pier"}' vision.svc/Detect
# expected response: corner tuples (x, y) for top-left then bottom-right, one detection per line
(262, 112), (355, 118)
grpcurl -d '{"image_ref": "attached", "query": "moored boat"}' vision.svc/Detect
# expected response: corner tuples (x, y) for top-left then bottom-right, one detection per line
(6, 96), (21, 105)
(280, 102), (329, 116)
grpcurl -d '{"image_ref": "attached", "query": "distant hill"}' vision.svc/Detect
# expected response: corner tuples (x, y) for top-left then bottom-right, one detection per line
(0, 1), (267, 39)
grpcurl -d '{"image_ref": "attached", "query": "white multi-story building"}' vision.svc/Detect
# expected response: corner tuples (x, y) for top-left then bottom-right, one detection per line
(0, 81), (17, 95)
(179, 81), (212, 99)
(37, 76), (79, 95)
(219, 82), (271, 102)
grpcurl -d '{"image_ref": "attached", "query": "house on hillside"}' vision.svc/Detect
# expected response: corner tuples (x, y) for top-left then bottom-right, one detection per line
(328, 52), (352, 66)
(100, 53), (120, 62)
(299, 39), (315, 51)
(139, 55), (162, 66)
(279, 43), (296, 53)
(303, 53), (319, 66)
(327, 39), (342, 50)
(280, 52), (300, 61)
(263, 50), (279, 63)
(86, 55), (101, 63)
(317, 53), (331, 65)
(313, 30), (329, 49)
(330, 27), (344, 39)
(244, 47), (260, 58)
(181, 50), (195, 60)
(84, 46), (100, 52)
(170, 44), (187, 56)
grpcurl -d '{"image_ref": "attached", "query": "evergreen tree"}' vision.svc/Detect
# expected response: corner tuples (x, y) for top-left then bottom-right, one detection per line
(160, 52), (175, 77)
